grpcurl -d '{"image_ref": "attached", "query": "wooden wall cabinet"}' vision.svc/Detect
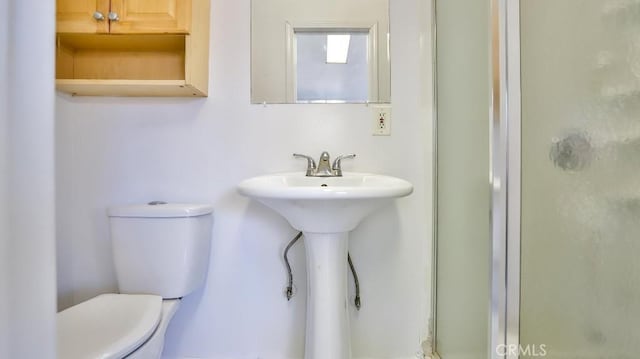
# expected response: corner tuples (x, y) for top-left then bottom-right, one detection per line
(56, 0), (210, 97)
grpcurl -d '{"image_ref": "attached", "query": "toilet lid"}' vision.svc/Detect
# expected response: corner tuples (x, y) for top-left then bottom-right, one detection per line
(57, 293), (162, 359)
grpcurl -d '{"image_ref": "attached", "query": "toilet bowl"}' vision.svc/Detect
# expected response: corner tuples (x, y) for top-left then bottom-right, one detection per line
(57, 203), (213, 359)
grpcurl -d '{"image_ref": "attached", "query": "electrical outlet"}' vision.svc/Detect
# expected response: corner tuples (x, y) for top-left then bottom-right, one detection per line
(372, 105), (391, 136)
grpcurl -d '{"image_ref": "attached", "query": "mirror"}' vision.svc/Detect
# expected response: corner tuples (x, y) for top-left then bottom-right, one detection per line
(251, 0), (390, 104)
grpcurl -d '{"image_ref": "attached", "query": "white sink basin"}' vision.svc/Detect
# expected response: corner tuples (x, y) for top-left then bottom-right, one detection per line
(237, 172), (413, 232)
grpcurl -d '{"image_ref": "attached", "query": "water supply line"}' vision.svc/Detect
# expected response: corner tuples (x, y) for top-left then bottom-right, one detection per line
(348, 253), (361, 310)
(283, 231), (362, 310)
(284, 231), (303, 300)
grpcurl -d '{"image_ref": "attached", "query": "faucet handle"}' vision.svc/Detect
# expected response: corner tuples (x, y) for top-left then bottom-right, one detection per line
(293, 153), (317, 176)
(332, 154), (356, 176)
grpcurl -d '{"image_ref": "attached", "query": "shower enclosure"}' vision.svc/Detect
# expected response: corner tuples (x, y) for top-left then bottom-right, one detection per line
(434, 0), (640, 358)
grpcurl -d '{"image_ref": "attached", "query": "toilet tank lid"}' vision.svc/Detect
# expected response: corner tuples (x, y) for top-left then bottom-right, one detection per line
(108, 203), (214, 218)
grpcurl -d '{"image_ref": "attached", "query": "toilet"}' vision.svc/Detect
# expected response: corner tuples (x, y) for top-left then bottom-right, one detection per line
(57, 203), (214, 359)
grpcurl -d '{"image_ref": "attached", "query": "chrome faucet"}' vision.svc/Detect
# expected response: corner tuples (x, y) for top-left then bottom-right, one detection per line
(293, 151), (356, 177)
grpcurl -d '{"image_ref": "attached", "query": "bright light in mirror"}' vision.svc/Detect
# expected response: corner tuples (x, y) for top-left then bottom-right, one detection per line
(326, 35), (351, 64)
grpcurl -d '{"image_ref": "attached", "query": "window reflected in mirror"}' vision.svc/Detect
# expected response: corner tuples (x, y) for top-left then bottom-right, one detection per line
(296, 31), (369, 103)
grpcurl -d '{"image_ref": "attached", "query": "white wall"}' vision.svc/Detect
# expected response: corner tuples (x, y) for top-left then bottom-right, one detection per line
(55, 0), (433, 358)
(0, 0), (57, 358)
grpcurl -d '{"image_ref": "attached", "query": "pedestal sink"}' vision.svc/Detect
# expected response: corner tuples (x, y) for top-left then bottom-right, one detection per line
(238, 172), (413, 359)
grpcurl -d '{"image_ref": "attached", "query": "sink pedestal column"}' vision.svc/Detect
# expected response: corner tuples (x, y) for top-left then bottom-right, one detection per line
(303, 232), (351, 359)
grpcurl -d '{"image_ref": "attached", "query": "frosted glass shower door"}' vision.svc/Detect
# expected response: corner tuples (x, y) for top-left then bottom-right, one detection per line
(520, 0), (640, 357)
(434, 0), (491, 358)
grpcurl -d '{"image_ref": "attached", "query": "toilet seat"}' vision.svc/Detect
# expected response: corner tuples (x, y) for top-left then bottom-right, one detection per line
(57, 293), (163, 359)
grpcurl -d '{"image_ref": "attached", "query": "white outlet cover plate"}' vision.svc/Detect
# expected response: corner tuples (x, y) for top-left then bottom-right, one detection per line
(372, 105), (392, 136)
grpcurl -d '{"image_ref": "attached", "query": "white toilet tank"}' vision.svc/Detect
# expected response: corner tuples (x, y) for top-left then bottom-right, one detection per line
(108, 203), (214, 299)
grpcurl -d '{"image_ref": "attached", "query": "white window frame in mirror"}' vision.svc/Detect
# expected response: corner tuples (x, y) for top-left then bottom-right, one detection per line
(285, 21), (379, 103)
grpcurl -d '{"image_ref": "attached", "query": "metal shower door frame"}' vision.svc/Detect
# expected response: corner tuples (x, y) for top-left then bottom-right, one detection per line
(490, 0), (521, 358)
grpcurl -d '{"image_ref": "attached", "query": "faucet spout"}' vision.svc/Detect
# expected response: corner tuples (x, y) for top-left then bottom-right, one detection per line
(315, 151), (334, 177)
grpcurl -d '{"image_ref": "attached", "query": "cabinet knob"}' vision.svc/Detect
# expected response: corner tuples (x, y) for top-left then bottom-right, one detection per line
(108, 12), (120, 21)
(93, 11), (105, 21)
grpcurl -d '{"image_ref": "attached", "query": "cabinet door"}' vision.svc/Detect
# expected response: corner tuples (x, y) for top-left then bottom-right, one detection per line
(57, 0), (110, 33)
(109, 0), (191, 34)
